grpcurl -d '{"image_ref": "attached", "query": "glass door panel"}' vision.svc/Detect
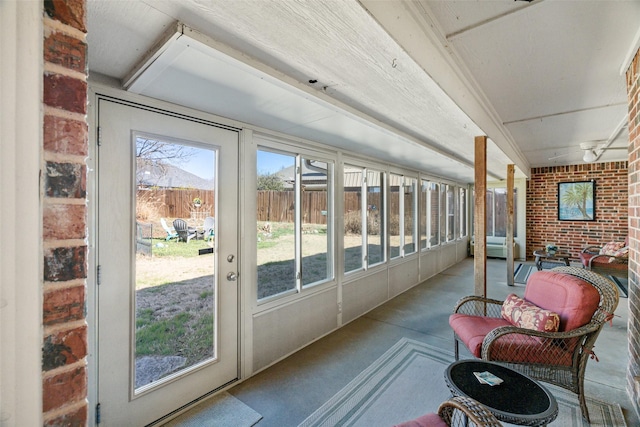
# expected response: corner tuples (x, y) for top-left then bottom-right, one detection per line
(134, 137), (216, 392)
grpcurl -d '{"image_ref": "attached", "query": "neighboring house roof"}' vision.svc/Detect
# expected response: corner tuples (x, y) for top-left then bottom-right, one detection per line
(276, 163), (415, 189)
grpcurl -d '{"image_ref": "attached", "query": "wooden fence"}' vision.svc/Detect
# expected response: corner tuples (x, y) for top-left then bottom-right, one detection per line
(137, 189), (215, 220)
(139, 189), (412, 225)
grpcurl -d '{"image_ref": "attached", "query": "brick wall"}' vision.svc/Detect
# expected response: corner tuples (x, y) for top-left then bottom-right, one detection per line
(526, 162), (628, 259)
(42, 0), (89, 425)
(627, 47), (640, 414)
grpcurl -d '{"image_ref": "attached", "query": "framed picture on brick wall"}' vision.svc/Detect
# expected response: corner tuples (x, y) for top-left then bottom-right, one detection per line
(558, 181), (595, 221)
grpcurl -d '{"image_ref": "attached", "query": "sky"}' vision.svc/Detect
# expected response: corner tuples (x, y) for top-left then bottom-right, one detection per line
(257, 150), (294, 175)
(139, 138), (295, 180)
(184, 148), (294, 178)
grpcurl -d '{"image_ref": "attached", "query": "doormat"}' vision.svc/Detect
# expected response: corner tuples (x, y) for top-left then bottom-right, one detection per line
(514, 263), (535, 284)
(298, 338), (626, 427)
(162, 392), (262, 427)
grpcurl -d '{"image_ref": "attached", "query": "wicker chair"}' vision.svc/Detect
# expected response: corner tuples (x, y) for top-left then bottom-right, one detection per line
(393, 396), (502, 427)
(579, 239), (628, 289)
(449, 267), (619, 423)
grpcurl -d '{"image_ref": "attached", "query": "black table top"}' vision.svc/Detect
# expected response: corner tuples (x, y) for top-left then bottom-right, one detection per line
(445, 360), (558, 425)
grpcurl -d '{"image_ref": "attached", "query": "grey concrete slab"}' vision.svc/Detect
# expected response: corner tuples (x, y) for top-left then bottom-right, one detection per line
(226, 258), (637, 426)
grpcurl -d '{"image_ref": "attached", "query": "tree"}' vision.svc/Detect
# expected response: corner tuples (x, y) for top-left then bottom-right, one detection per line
(257, 172), (285, 191)
(136, 138), (196, 186)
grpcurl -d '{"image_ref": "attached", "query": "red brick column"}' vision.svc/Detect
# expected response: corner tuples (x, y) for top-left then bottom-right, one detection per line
(42, 1), (89, 425)
(627, 47), (640, 414)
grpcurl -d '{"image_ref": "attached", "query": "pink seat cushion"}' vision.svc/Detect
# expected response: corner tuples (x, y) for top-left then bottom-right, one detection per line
(578, 252), (594, 267)
(580, 252), (627, 269)
(524, 271), (600, 331)
(393, 413), (447, 427)
(449, 314), (511, 357)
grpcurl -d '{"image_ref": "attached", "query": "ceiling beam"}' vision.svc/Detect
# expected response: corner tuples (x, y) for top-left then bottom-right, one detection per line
(503, 102), (627, 125)
(359, 0), (530, 176)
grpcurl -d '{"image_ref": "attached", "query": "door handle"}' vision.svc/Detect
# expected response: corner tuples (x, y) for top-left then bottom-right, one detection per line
(227, 272), (237, 281)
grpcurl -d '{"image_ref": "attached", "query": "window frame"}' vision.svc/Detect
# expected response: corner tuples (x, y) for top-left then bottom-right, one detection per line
(255, 143), (336, 305)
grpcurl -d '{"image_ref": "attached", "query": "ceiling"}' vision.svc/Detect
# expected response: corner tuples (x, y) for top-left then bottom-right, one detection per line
(87, 0), (640, 184)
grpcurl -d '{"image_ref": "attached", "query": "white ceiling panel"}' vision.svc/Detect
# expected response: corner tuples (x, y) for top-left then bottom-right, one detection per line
(124, 30), (480, 181)
(87, 0), (640, 183)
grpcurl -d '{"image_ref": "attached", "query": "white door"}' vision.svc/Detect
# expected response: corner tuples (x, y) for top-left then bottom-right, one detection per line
(97, 98), (239, 426)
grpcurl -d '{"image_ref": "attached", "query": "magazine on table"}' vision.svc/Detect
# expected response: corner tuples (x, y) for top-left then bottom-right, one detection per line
(473, 371), (504, 386)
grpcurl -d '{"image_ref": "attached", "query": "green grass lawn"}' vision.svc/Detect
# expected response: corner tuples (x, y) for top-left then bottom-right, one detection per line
(151, 238), (212, 257)
(135, 221), (333, 380)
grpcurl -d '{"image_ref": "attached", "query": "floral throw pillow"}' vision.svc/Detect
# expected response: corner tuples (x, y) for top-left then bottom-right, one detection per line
(600, 241), (625, 256)
(609, 246), (629, 263)
(501, 294), (560, 333)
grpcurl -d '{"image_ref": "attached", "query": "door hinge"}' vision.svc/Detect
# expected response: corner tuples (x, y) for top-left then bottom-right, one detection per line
(95, 403), (101, 424)
(97, 126), (102, 146)
(97, 265), (102, 286)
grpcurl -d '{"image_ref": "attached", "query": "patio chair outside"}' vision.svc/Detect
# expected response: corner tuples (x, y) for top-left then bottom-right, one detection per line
(173, 219), (196, 243)
(203, 216), (215, 242)
(160, 218), (178, 241)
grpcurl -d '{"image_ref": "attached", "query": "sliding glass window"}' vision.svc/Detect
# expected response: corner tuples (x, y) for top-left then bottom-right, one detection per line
(257, 148), (333, 302)
(367, 169), (385, 267)
(344, 165), (364, 274)
(487, 187), (517, 238)
(404, 177), (417, 255)
(486, 189), (495, 237)
(428, 182), (440, 248)
(301, 158), (332, 287)
(344, 165), (386, 273)
(446, 184), (457, 241)
(459, 187), (467, 238)
(389, 173), (402, 259)
(420, 180), (428, 250)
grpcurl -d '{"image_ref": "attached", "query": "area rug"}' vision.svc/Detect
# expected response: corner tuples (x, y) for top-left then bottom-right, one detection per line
(298, 338), (626, 427)
(163, 391), (262, 427)
(514, 263), (535, 284)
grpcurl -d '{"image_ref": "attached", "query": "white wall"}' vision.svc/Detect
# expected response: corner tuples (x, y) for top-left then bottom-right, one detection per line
(0, 1), (44, 426)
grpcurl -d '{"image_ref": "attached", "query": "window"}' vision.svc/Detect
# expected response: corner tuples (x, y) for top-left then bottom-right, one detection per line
(390, 174), (417, 258)
(344, 165), (385, 274)
(446, 184), (456, 241)
(344, 165), (364, 274)
(459, 187), (467, 238)
(366, 169), (385, 266)
(428, 182), (440, 247)
(257, 149), (333, 301)
(389, 173), (402, 259)
(487, 188), (518, 238)
(485, 189), (495, 237)
(301, 158), (332, 287)
(404, 177), (417, 255)
(420, 180), (428, 250)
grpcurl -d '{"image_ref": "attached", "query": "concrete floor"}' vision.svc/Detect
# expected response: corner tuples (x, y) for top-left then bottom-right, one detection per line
(228, 258), (637, 426)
